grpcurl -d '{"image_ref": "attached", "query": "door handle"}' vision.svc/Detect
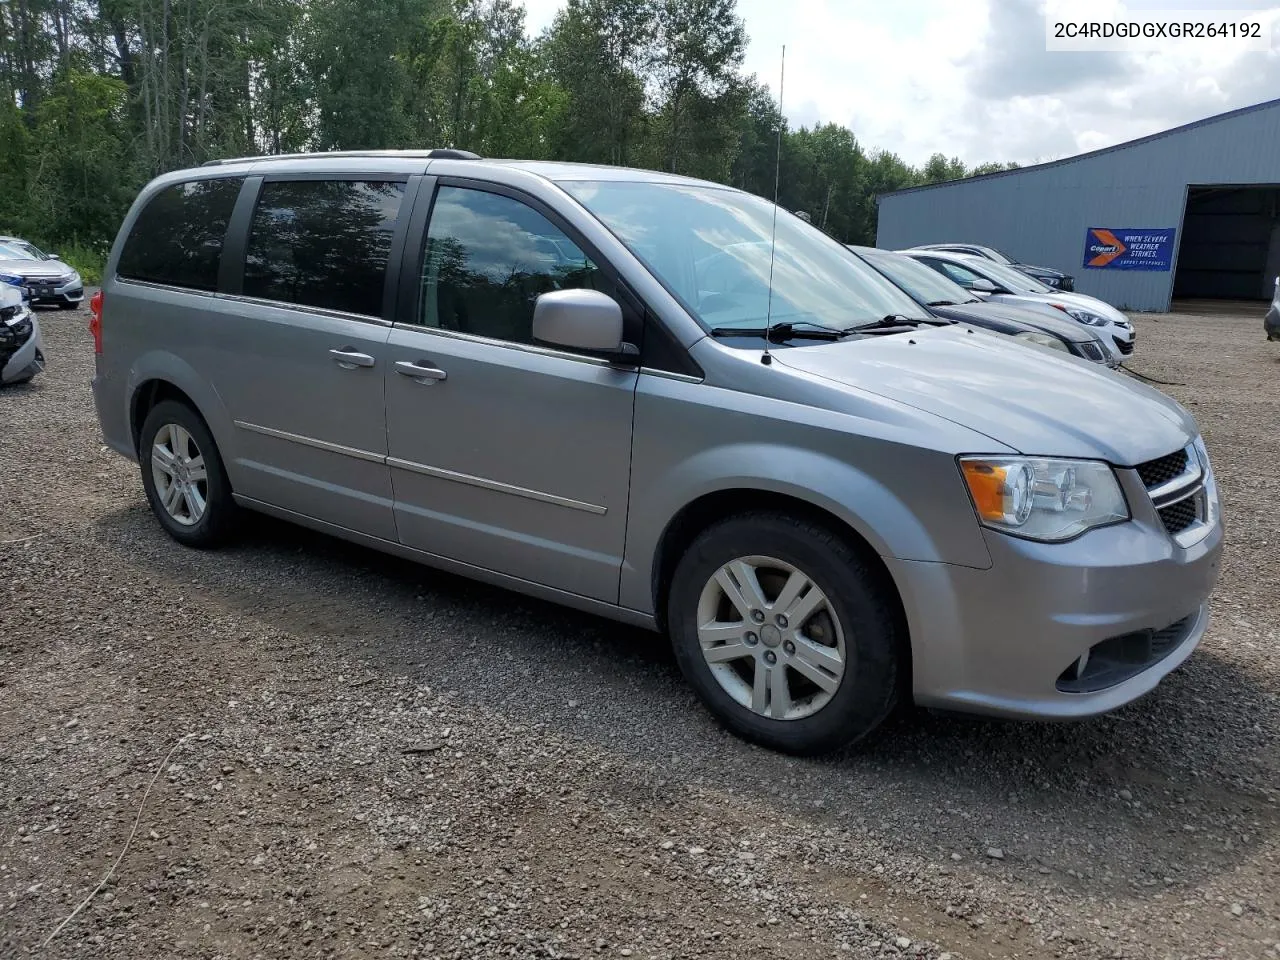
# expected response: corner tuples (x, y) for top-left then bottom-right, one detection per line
(395, 360), (447, 383)
(330, 347), (376, 369)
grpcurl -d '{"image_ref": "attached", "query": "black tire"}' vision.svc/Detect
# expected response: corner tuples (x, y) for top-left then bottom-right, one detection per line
(138, 399), (238, 548)
(668, 511), (903, 755)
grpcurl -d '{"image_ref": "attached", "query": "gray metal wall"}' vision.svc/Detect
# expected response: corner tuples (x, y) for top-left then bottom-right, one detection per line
(875, 100), (1280, 312)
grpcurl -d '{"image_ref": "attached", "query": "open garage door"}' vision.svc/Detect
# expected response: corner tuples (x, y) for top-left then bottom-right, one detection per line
(1173, 185), (1280, 301)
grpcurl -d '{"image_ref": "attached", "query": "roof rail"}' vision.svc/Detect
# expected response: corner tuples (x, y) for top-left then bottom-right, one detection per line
(200, 148), (482, 167)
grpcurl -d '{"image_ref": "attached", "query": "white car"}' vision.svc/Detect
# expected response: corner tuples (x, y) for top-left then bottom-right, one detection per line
(0, 236), (85, 308)
(0, 284), (43, 384)
(904, 249), (1136, 364)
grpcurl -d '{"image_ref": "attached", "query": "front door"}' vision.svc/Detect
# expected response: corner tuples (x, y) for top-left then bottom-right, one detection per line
(383, 182), (638, 602)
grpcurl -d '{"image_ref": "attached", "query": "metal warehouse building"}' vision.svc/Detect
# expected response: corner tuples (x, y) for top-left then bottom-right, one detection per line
(875, 97), (1280, 313)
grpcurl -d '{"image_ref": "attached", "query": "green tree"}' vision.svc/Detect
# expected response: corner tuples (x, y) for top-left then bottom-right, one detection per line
(729, 78), (783, 195)
(0, 0), (1016, 270)
(922, 151), (969, 184)
(306, 0), (417, 150)
(27, 70), (132, 241)
(646, 0), (747, 175)
(541, 0), (652, 165)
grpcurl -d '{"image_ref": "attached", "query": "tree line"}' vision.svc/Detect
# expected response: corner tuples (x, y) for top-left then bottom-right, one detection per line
(0, 0), (1016, 276)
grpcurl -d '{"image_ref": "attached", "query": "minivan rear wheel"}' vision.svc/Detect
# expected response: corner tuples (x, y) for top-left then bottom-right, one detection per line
(668, 512), (901, 755)
(139, 400), (237, 548)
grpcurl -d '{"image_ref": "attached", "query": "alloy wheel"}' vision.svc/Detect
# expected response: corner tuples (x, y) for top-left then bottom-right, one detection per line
(151, 423), (208, 526)
(695, 555), (847, 720)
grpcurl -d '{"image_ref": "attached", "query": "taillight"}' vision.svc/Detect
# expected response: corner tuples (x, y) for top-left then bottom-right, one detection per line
(89, 289), (103, 354)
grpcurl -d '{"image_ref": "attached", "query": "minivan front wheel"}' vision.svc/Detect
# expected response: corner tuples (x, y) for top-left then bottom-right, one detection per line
(669, 513), (901, 755)
(139, 400), (237, 547)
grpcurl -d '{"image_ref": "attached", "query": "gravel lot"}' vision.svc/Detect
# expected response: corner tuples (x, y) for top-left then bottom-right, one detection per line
(2, 304), (1278, 960)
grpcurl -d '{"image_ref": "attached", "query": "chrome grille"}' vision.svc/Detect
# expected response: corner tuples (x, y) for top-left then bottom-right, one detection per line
(1137, 449), (1189, 488)
(1158, 496), (1199, 534)
(1135, 443), (1209, 541)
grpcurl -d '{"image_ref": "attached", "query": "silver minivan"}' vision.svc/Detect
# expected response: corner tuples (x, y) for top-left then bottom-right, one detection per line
(92, 151), (1223, 754)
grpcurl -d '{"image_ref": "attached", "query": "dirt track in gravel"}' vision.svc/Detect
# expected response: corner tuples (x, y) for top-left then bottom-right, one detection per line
(2, 305), (1278, 959)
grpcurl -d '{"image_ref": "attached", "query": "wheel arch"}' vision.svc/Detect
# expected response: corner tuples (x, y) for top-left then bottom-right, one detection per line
(649, 487), (913, 691)
(131, 379), (203, 452)
(124, 351), (234, 463)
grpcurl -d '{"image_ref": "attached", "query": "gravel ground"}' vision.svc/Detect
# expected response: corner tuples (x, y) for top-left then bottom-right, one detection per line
(2, 304), (1278, 960)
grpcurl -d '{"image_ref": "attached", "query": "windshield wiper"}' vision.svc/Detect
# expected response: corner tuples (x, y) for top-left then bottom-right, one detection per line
(710, 315), (952, 342)
(926, 300), (958, 307)
(853, 314), (954, 331)
(708, 321), (844, 342)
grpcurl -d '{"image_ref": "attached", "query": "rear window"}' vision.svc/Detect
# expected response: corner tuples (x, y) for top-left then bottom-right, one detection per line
(242, 179), (406, 318)
(117, 178), (243, 290)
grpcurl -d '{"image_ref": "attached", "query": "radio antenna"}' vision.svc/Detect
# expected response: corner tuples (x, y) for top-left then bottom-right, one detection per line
(762, 44), (785, 366)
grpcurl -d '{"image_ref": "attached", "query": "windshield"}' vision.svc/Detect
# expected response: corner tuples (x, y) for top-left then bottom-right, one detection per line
(980, 246), (1017, 265)
(560, 180), (929, 331)
(965, 257), (1053, 294)
(865, 252), (977, 306)
(12, 240), (46, 259)
(0, 243), (36, 261)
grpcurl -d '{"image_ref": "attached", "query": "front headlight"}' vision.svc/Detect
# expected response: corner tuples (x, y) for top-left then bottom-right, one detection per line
(1013, 331), (1069, 352)
(1053, 303), (1108, 326)
(959, 456), (1130, 542)
(1192, 437), (1220, 528)
(0, 273), (22, 286)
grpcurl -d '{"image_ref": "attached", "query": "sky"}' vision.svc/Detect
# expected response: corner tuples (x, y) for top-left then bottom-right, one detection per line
(518, 0), (1280, 168)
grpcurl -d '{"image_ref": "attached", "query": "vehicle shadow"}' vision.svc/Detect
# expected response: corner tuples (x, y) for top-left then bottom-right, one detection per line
(0, 375), (46, 395)
(93, 503), (1279, 900)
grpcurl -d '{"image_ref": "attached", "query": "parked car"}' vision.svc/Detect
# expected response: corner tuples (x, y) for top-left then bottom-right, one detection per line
(0, 236), (84, 308)
(0, 284), (43, 384)
(1266, 276), (1279, 341)
(93, 152), (1222, 755)
(910, 242), (1075, 291)
(904, 249), (1136, 364)
(847, 245), (1113, 367)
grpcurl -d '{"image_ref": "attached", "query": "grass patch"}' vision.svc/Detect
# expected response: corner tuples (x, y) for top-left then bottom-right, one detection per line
(51, 240), (108, 286)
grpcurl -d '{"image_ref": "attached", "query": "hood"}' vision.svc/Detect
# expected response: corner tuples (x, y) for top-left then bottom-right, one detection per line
(989, 290), (1127, 327)
(0, 284), (21, 309)
(774, 324), (1195, 464)
(945, 300), (1095, 343)
(1046, 291), (1128, 324)
(0, 258), (75, 281)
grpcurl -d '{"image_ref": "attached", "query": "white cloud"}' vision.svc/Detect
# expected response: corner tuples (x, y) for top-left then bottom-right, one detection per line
(519, 0), (1280, 167)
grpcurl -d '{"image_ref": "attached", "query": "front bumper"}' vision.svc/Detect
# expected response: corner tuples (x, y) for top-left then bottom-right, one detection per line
(890, 475), (1223, 719)
(1095, 323), (1135, 363)
(22, 277), (83, 305)
(1, 313), (44, 384)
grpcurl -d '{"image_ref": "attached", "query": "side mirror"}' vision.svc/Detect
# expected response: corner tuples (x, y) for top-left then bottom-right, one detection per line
(969, 278), (997, 293)
(46, 253), (60, 261)
(532, 289), (637, 361)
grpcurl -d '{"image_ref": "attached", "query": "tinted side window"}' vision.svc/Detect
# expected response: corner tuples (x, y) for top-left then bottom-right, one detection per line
(117, 178), (242, 291)
(418, 186), (607, 344)
(244, 179), (406, 317)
